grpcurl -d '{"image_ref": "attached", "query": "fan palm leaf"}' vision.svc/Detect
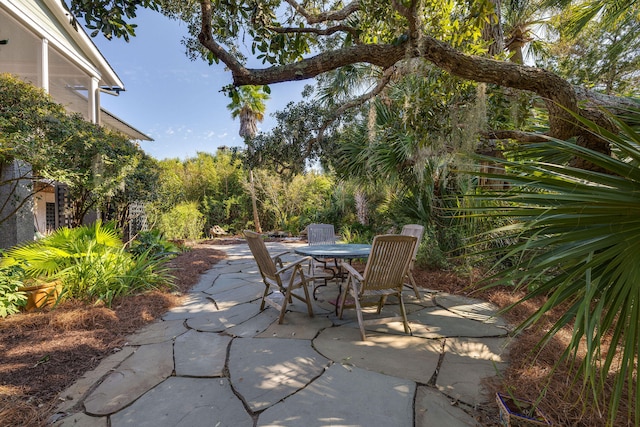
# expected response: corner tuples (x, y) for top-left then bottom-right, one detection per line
(1, 221), (122, 278)
(467, 111), (640, 425)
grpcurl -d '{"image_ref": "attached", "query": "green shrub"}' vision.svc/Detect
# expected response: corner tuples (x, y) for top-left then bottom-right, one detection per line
(129, 229), (181, 259)
(1, 221), (174, 306)
(0, 264), (27, 317)
(415, 237), (450, 270)
(339, 223), (375, 244)
(159, 202), (205, 240)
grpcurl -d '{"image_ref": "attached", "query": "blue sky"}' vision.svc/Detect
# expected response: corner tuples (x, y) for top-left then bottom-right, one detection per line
(92, 8), (307, 160)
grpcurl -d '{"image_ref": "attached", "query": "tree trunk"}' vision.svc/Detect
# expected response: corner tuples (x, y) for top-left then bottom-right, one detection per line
(482, 0), (504, 56)
(354, 190), (367, 226)
(249, 169), (262, 233)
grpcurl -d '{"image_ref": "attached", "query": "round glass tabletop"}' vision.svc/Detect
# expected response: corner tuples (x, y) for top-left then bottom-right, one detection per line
(294, 243), (371, 258)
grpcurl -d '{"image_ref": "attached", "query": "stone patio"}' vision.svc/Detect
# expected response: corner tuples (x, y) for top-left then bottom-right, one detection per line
(51, 241), (513, 426)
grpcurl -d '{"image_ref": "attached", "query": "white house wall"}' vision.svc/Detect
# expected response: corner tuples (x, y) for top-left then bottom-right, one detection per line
(0, 0), (151, 139)
(0, 0), (123, 88)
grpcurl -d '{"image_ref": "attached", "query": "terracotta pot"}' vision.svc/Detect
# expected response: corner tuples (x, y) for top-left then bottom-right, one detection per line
(496, 392), (552, 426)
(19, 281), (63, 311)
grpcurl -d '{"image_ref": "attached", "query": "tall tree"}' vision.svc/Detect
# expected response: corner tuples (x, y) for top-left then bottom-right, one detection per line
(68, 0), (640, 167)
(502, 0), (550, 64)
(0, 73), (68, 227)
(226, 85), (270, 233)
(0, 73), (141, 227)
(541, 7), (640, 97)
(43, 114), (141, 227)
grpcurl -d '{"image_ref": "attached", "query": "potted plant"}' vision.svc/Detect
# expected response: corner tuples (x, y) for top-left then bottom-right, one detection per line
(18, 279), (63, 311)
(496, 392), (552, 426)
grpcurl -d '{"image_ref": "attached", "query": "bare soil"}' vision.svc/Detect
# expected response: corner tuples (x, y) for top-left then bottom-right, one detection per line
(0, 241), (629, 426)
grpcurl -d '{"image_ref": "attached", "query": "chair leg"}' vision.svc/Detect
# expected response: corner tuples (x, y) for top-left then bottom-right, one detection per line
(279, 286), (292, 324)
(398, 292), (411, 335)
(260, 284), (270, 311)
(353, 287), (367, 341)
(301, 279), (314, 318)
(408, 270), (421, 299)
(337, 277), (350, 319)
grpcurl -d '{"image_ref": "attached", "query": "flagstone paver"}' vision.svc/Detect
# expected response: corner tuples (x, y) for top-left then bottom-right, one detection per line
(206, 282), (266, 309)
(257, 364), (415, 427)
(408, 306), (509, 339)
(256, 310), (333, 339)
(415, 386), (479, 426)
(84, 341), (174, 415)
(206, 272), (263, 293)
(174, 330), (231, 377)
(110, 377), (253, 427)
(53, 241), (511, 427)
(161, 292), (218, 320)
(224, 308), (280, 337)
(53, 412), (108, 426)
(314, 326), (441, 384)
(125, 319), (188, 345)
(185, 301), (262, 332)
(54, 346), (136, 414)
(436, 293), (511, 328)
(189, 269), (220, 292)
(437, 337), (510, 406)
(228, 337), (330, 412)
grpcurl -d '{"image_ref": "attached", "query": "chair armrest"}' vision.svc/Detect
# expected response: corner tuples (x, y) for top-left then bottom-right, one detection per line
(341, 262), (364, 282)
(272, 251), (291, 266)
(275, 256), (311, 275)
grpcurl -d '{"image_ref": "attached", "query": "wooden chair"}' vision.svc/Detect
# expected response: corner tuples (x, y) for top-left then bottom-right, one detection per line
(243, 230), (315, 324)
(307, 223), (338, 298)
(401, 224), (425, 299)
(337, 234), (417, 341)
(307, 223), (337, 245)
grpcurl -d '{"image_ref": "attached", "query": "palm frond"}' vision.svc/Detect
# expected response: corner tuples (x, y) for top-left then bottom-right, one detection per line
(467, 111), (640, 425)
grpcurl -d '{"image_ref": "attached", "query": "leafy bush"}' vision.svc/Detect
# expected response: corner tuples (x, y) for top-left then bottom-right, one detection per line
(339, 223), (375, 244)
(159, 202), (206, 240)
(129, 229), (181, 259)
(1, 221), (174, 306)
(415, 232), (450, 270)
(0, 264), (27, 317)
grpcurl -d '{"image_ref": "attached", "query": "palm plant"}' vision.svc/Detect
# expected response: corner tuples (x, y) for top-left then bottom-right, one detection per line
(226, 85), (270, 232)
(1, 221), (173, 306)
(502, 0), (552, 64)
(2, 221), (123, 278)
(545, 0), (639, 38)
(469, 111), (640, 425)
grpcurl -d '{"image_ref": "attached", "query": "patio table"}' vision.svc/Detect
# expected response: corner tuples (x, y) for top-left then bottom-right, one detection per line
(294, 243), (371, 304)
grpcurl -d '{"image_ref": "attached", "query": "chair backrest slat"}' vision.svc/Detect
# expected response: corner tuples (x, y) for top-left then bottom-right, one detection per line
(362, 235), (416, 292)
(244, 230), (278, 280)
(401, 224), (424, 261)
(307, 223), (336, 246)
